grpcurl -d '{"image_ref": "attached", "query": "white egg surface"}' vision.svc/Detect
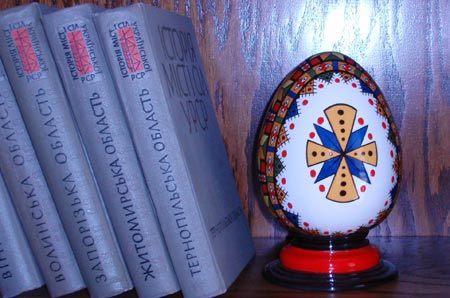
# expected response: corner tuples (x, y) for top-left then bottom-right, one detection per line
(257, 52), (401, 237)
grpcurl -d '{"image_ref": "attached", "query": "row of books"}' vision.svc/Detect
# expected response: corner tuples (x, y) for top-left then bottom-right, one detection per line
(0, 3), (254, 298)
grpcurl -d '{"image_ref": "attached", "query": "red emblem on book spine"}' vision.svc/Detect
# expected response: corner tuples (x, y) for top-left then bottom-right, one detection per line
(12, 28), (40, 74)
(118, 26), (143, 73)
(68, 30), (93, 75)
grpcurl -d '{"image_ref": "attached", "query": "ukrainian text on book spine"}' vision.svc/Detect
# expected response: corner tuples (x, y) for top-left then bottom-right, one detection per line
(95, 6), (222, 298)
(0, 4), (132, 297)
(42, 4), (179, 297)
(0, 57), (85, 297)
(0, 171), (44, 298)
(144, 6), (255, 291)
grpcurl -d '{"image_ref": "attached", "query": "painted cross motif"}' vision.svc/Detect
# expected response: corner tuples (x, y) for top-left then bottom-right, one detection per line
(306, 104), (378, 203)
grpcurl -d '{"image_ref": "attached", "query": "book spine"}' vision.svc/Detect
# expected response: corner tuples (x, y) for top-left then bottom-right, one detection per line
(0, 4), (132, 297)
(95, 5), (221, 298)
(0, 57), (85, 297)
(0, 171), (44, 298)
(42, 5), (179, 297)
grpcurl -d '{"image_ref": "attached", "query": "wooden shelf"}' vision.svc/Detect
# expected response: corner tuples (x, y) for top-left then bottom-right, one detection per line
(223, 237), (450, 297)
(18, 237), (450, 297)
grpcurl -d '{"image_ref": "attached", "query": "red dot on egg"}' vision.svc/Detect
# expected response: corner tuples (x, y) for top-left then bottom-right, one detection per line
(361, 185), (366, 192)
(310, 170), (317, 178)
(382, 122), (387, 129)
(318, 117), (324, 124)
(302, 99), (309, 106)
(385, 200), (389, 206)
(335, 78), (341, 83)
(352, 83), (358, 88)
(318, 83), (324, 89)
(319, 185), (326, 192)
(289, 123), (295, 130)
(287, 202), (293, 209)
(391, 176), (395, 183)
(368, 133), (373, 140)
(304, 222), (310, 227)
(309, 132), (316, 139)
(390, 150), (394, 158)
(281, 150), (287, 158)
(368, 98), (374, 105)
(281, 178), (287, 185)
(368, 219), (374, 225)
(370, 169), (376, 177)
(358, 117), (364, 125)
(347, 229), (353, 233)
(324, 231), (330, 235)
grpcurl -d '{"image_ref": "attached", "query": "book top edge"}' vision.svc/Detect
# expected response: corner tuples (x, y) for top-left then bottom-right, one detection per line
(0, 3), (56, 17)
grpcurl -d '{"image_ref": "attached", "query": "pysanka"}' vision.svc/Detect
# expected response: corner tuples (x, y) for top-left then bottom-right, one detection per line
(257, 51), (401, 238)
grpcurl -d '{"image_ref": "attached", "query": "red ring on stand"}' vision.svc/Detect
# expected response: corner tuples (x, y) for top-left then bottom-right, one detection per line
(280, 244), (381, 274)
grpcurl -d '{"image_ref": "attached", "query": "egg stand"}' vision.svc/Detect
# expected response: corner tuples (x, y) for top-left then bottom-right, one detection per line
(263, 233), (397, 291)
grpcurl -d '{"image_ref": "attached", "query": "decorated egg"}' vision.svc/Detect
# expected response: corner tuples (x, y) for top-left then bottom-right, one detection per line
(257, 52), (401, 238)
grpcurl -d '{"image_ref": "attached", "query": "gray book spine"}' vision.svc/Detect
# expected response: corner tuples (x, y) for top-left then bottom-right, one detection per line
(95, 5), (223, 298)
(0, 4), (132, 298)
(42, 4), (179, 297)
(0, 171), (44, 298)
(0, 57), (85, 297)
